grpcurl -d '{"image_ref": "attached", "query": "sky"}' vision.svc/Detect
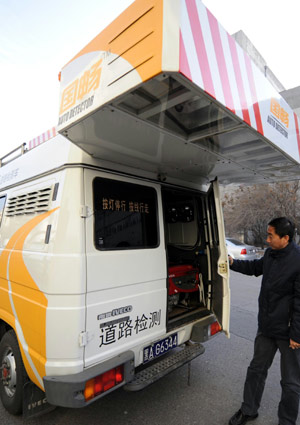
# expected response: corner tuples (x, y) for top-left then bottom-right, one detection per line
(0, 0), (299, 159)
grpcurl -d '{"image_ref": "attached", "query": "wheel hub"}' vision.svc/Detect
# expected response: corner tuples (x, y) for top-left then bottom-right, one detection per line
(1, 350), (17, 397)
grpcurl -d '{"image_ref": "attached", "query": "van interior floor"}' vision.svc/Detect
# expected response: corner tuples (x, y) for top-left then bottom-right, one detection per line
(167, 306), (210, 330)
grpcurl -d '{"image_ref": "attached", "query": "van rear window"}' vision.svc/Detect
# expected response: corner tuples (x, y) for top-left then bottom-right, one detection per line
(93, 178), (159, 250)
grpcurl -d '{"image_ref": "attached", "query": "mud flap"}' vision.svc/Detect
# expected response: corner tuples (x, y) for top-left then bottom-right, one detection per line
(23, 382), (56, 419)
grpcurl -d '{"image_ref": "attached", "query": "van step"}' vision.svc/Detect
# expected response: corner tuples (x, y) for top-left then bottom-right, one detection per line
(124, 342), (205, 391)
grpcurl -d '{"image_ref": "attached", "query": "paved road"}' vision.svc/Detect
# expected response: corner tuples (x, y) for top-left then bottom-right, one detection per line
(1, 271), (298, 424)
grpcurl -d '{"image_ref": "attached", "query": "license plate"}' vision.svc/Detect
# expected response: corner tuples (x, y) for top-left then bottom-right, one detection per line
(143, 333), (178, 364)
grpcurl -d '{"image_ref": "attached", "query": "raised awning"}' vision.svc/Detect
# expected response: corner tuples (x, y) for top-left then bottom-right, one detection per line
(57, 0), (300, 184)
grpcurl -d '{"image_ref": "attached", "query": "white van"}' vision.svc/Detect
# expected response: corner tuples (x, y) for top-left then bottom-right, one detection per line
(0, 0), (299, 418)
(0, 134), (228, 416)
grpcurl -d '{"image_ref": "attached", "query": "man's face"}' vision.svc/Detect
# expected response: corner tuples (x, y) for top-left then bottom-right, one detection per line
(266, 225), (289, 250)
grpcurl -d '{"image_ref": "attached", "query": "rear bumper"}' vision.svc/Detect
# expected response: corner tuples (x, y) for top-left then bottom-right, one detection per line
(124, 341), (205, 391)
(43, 351), (134, 408)
(190, 314), (219, 342)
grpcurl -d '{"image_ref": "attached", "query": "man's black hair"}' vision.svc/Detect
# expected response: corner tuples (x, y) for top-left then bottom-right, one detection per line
(268, 217), (295, 242)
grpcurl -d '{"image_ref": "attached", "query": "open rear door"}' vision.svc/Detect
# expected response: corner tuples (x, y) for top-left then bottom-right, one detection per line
(205, 180), (230, 336)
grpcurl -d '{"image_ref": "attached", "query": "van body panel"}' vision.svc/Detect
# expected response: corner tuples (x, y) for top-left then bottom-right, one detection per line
(85, 282), (167, 368)
(83, 169), (168, 367)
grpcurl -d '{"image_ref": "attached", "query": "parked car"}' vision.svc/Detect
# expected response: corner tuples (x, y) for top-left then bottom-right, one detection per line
(226, 238), (259, 260)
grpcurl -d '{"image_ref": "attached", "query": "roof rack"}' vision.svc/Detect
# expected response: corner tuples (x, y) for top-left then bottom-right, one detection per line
(0, 143), (26, 168)
(0, 127), (57, 169)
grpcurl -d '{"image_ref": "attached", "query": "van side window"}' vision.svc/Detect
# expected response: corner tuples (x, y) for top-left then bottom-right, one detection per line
(0, 196), (7, 227)
(93, 178), (159, 250)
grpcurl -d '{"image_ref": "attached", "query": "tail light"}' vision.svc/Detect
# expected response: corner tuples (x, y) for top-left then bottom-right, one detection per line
(240, 248), (247, 255)
(84, 365), (124, 401)
(209, 321), (222, 336)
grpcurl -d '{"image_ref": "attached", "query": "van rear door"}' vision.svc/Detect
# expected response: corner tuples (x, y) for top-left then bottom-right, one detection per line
(82, 169), (168, 368)
(205, 180), (230, 336)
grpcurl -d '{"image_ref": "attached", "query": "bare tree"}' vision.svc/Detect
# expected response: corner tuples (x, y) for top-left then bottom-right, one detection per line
(222, 182), (300, 247)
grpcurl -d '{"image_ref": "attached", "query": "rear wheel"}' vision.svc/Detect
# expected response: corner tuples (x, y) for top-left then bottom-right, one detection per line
(0, 330), (27, 415)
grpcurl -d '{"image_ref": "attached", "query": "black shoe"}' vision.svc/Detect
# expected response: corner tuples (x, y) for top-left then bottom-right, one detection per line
(229, 409), (258, 425)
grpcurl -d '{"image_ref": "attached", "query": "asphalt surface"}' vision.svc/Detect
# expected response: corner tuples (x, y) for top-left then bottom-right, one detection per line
(1, 271), (299, 425)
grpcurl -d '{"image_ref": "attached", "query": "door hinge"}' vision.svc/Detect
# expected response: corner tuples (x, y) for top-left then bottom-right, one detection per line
(79, 331), (94, 347)
(218, 262), (228, 274)
(80, 205), (92, 218)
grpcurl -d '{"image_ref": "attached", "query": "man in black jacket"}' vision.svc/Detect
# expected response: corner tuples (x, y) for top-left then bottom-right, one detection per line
(228, 217), (300, 425)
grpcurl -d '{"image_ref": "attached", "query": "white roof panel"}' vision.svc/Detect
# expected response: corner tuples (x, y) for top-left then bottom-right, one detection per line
(56, 0), (300, 184)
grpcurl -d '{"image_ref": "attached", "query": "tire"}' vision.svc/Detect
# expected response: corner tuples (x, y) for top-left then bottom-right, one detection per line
(0, 330), (27, 415)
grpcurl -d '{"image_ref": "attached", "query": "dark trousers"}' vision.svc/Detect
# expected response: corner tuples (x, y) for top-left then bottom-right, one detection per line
(241, 333), (300, 425)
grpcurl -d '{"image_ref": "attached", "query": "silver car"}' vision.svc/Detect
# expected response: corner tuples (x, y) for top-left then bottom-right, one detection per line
(226, 238), (258, 260)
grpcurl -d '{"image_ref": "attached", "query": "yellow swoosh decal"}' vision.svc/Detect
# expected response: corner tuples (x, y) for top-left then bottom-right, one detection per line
(0, 207), (59, 389)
